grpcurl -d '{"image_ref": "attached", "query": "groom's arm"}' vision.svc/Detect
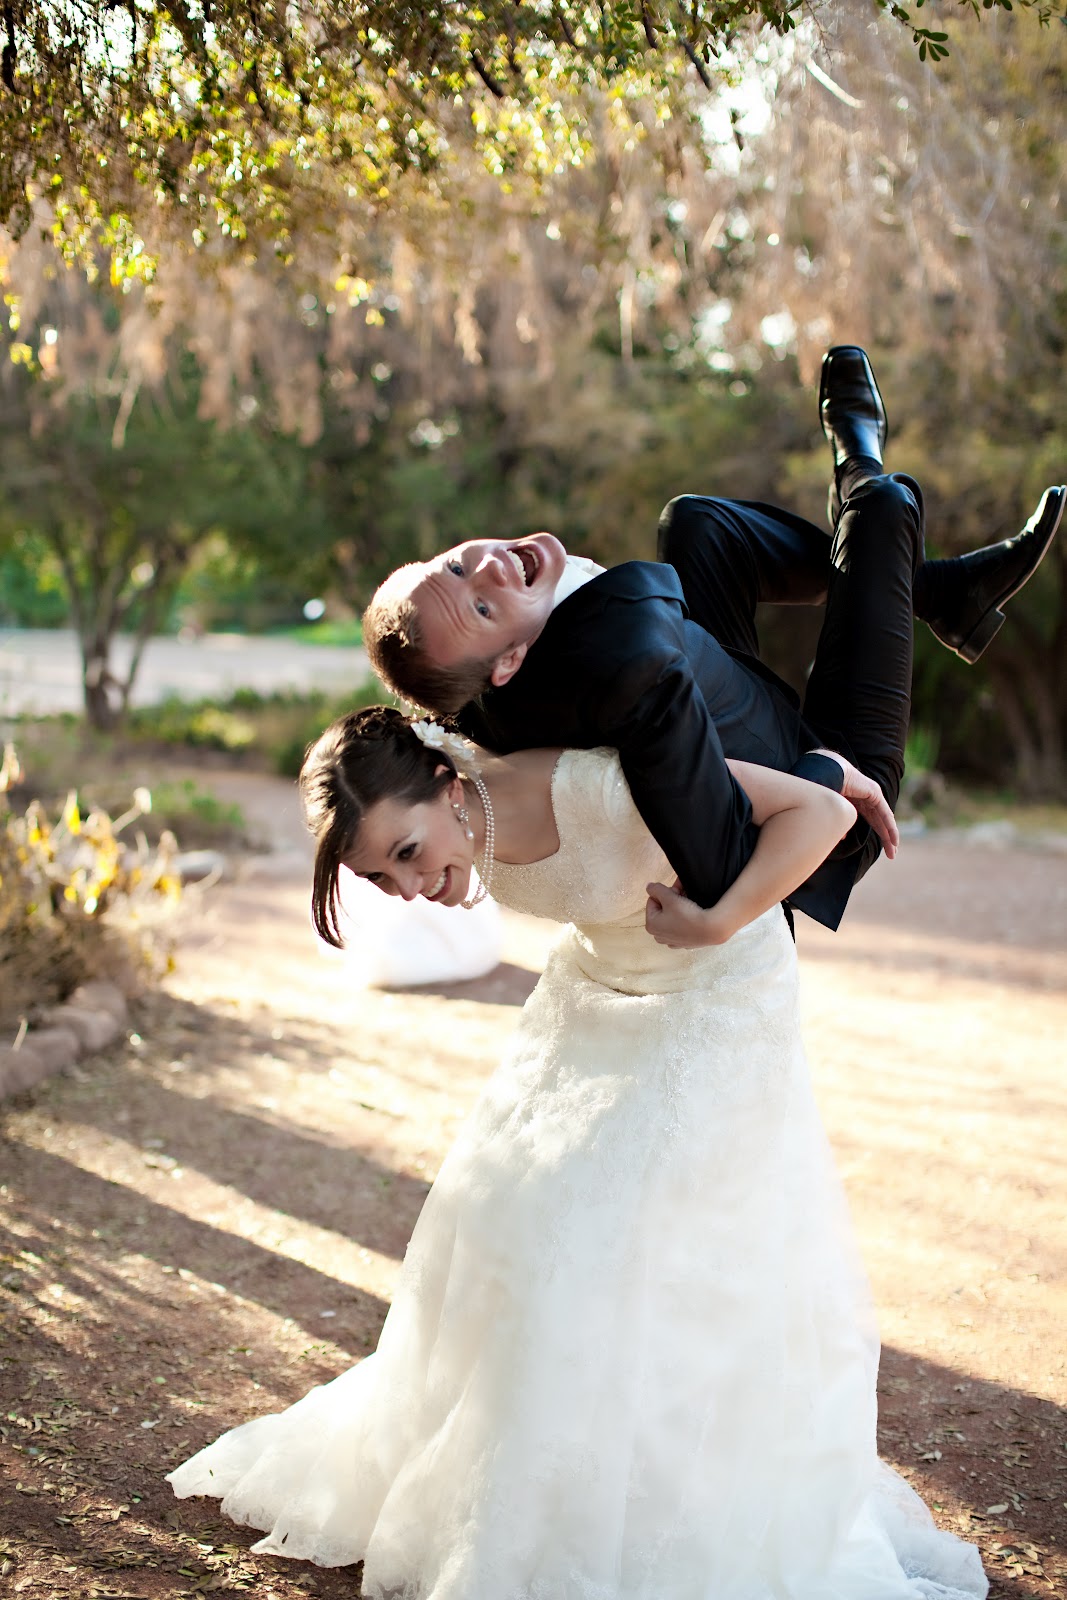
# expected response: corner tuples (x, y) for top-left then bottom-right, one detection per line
(595, 645), (761, 910)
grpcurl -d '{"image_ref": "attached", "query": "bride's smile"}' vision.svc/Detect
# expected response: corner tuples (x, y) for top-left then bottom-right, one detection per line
(343, 778), (481, 908)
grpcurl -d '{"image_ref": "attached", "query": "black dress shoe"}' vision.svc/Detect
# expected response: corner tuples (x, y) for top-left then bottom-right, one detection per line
(819, 346), (888, 471)
(916, 486), (1065, 664)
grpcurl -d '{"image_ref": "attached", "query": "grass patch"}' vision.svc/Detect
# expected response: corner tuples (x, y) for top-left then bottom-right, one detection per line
(267, 618), (365, 648)
(900, 768), (1067, 836)
(142, 779), (249, 848)
(4, 681), (387, 850)
(945, 789), (1067, 836)
(130, 699), (259, 755)
(122, 682), (383, 774)
(2, 721), (257, 852)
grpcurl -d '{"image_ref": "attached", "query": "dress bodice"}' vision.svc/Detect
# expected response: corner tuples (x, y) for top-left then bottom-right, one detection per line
(492, 747), (784, 996)
(492, 748), (668, 928)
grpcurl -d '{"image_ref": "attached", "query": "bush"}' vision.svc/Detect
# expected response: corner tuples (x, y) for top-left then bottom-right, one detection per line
(0, 746), (183, 1034)
(265, 685), (385, 776)
(127, 696), (259, 754)
(145, 780), (248, 848)
(124, 682), (384, 775)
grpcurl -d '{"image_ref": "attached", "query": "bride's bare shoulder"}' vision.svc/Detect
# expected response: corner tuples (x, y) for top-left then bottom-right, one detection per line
(491, 747), (566, 866)
(504, 746), (567, 784)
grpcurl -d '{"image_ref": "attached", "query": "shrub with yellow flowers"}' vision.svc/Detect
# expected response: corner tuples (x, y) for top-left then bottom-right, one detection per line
(0, 744), (183, 1034)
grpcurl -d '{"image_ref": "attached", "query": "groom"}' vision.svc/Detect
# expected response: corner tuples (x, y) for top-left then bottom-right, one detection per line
(362, 348), (1063, 931)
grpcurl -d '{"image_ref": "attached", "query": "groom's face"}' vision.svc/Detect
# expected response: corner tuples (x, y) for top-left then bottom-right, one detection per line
(410, 533), (568, 685)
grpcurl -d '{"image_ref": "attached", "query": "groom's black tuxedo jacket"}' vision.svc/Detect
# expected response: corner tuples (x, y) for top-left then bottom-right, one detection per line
(457, 562), (859, 932)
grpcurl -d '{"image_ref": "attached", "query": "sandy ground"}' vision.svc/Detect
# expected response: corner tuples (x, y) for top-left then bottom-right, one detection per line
(1, 774), (1065, 1598)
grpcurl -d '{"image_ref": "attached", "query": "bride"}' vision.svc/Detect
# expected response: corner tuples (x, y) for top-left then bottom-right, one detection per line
(168, 706), (987, 1600)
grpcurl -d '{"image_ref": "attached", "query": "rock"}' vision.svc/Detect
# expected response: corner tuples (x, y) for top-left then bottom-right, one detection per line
(3, 984), (129, 1098)
(0, 1042), (49, 1097)
(22, 1025), (81, 1076)
(965, 820), (1019, 849)
(70, 979), (128, 1023)
(43, 1004), (123, 1055)
(239, 849), (308, 883)
(175, 850), (227, 884)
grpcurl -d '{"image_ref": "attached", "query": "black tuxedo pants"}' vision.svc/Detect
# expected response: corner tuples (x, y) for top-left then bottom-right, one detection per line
(657, 473), (924, 817)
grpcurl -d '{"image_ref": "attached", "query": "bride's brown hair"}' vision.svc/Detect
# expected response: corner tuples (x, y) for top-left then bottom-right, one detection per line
(300, 706), (457, 948)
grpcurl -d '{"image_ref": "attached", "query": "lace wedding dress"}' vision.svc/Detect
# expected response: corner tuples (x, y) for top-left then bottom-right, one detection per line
(168, 749), (987, 1600)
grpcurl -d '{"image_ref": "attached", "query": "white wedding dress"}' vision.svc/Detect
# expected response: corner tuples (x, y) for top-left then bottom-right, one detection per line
(329, 872), (502, 987)
(169, 749), (987, 1600)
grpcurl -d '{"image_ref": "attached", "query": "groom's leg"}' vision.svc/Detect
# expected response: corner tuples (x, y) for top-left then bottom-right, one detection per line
(803, 472), (923, 835)
(657, 494), (832, 656)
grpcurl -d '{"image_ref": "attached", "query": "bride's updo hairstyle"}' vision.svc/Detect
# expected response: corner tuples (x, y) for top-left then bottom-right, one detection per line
(300, 706), (458, 949)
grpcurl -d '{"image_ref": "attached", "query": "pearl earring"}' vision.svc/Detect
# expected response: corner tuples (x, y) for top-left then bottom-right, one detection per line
(452, 799), (474, 842)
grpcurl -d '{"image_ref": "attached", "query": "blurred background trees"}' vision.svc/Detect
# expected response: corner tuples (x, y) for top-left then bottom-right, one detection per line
(5, 0), (1042, 265)
(0, 0), (1064, 790)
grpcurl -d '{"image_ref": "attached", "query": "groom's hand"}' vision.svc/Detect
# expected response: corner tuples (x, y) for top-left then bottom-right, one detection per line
(811, 749), (899, 860)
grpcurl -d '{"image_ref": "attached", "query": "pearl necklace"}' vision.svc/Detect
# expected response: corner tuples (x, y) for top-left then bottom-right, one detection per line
(461, 770), (495, 909)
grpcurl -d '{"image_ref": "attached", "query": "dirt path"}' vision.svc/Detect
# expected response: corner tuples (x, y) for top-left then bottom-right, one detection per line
(0, 629), (370, 718)
(1, 776), (1065, 1598)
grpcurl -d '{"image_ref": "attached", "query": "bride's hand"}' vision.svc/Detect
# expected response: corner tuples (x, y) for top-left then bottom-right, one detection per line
(810, 749), (899, 860)
(645, 880), (727, 948)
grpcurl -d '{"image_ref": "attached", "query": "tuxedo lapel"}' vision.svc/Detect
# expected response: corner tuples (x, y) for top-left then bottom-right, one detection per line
(552, 561), (688, 618)
(459, 565), (684, 746)
(524, 562), (688, 674)
(540, 559), (793, 703)
(460, 556), (797, 745)
(460, 565), (680, 721)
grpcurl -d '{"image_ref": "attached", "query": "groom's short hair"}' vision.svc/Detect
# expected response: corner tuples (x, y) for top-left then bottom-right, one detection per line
(363, 567), (499, 716)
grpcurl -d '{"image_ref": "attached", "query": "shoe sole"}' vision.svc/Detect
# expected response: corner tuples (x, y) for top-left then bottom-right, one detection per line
(819, 345), (889, 453)
(956, 606), (1005, 665)
(955, 485), (1066, 663)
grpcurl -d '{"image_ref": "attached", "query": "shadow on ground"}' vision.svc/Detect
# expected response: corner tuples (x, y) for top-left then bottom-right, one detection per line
(2, 819), (1065, 1597)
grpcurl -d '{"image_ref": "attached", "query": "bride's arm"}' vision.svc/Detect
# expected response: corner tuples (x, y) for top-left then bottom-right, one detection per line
(645, 760), (863, 947)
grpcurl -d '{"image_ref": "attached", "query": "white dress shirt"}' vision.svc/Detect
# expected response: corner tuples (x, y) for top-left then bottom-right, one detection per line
(551, 554), (606, 611)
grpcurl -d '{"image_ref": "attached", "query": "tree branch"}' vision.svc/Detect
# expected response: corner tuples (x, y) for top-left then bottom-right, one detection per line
(681, 39), (714, 92)
(555, 5), (579, 51)
(2, 4), (16, 93)
(120, 551), (176, 710)
(470, 49), (506, 98)
(48, 521), (84, 638)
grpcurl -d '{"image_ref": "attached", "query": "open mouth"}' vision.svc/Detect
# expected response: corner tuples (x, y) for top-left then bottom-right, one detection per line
(508, 545), (539, 586)
(425, 867), (450, 901)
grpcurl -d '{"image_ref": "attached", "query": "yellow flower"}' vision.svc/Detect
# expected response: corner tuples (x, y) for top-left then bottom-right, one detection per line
(61, 792), (82, 835)
(0, 743), (22, 792)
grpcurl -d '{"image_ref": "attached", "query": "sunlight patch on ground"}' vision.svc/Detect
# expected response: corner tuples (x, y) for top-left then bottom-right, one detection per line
(6, 1120), (401, 1307)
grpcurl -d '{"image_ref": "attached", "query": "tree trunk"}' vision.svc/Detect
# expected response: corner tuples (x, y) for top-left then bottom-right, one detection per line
(81, 635), (125, 732)
(75, 540), (182, 731)
(117, 571), (176, 720)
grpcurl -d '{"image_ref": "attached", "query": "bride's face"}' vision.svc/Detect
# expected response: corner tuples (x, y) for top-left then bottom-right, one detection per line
(344, 777), (476, 907)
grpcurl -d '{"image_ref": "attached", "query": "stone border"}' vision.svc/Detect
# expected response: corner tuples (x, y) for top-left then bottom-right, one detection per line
(0, 980), (128, 1101)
